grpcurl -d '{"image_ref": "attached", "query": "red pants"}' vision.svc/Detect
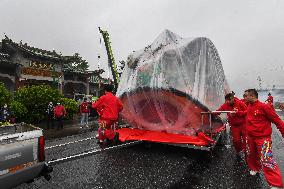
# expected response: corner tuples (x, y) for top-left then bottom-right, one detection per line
(230, 124), (246, 153)
(247, 136), (283, 188)
(98, 119), (117, 141)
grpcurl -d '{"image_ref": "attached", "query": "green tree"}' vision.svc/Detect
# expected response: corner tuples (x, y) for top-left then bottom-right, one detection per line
(14, 85), (62, 123)
(10, 100), (28, 122)
(59, 98), (78, 119)
(65, 53), (89, 72)
(0, 82), (12, 107)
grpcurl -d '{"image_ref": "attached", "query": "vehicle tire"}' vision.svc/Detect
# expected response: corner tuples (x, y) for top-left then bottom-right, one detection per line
(217, 130), (228, 147)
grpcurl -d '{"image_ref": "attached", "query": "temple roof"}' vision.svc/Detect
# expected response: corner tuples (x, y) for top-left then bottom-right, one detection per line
(0, 52), (14, 64)
(0, 35), (110, 83)
(1, 35), (83, 63)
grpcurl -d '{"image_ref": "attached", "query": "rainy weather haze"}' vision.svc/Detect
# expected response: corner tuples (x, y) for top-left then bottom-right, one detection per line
(1, 0), (284, 95)
(1, 1), (284, 189)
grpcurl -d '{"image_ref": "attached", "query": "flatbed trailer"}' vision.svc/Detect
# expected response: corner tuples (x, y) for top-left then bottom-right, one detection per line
(117, 111), (232, 152)
(44, 112), (231, 170)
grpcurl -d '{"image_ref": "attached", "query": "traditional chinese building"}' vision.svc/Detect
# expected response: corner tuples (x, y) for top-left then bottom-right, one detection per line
(0, 35), (110, 97)
(63, 67), (110, 98)
(0, 51), (20, 92)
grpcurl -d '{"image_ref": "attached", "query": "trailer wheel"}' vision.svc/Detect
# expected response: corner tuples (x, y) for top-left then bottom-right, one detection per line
(216, 130), (228, 147)
(44, 174), (51, 181)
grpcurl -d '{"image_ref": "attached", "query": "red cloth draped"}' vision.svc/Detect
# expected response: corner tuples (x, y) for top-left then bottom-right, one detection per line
(117, 126), (225, 146)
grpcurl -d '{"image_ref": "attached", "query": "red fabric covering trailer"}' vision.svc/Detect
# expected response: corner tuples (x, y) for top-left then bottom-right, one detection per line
(117, 111), (228, 151)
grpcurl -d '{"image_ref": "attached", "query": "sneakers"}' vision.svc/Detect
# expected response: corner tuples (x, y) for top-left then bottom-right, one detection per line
(249, 170), (258, 176)
(236, 153), (242, 161)
(97, 140), (103, 144)
(103, 139), (111, 146)
(270, 187), (282, 189)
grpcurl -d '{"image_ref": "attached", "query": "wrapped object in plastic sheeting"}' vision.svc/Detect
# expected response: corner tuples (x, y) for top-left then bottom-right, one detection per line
(117, 29), (230, 136)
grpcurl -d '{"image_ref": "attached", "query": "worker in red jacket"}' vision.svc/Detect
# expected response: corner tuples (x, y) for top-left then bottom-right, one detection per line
(80, 98), (90, 128)
(92, 84), (123, 145)
(265, 93), (274, 107)
(215, 93), (247, 159)
(54, 102), (66, 130)
(245, 89), (284, 188)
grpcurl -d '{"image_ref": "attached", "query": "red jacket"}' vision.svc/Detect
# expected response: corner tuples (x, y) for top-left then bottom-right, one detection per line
(240, 98), (249, 106)
(80, 101), (90, 113)
(266, 95), (273, 103)
(54, 105), (66, 118)
(92, 92), (123, 121)
(216, 97), (247, 126)
(246, 100), (284, 138)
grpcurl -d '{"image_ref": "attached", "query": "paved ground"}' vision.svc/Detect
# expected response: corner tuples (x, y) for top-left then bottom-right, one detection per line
(14, 115), (284, 189)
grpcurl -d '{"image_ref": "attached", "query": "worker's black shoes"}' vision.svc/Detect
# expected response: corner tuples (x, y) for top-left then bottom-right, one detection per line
(235, 152), (245, 162)
(113, 132), (120, 144)
(103, 139), (111, 146)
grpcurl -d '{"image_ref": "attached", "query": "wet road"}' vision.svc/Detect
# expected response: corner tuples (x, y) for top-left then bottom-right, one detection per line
(15, 118), (284, 189)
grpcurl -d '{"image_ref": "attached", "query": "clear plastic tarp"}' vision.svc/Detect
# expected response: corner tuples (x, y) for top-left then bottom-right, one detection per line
(117, 30), (230, 136)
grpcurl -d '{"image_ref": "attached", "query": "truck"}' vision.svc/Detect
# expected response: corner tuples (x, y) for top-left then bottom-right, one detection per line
(0, 123), (52, 188)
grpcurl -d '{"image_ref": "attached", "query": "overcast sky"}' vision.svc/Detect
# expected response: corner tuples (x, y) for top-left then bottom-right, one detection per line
(1, 0), (284, 96)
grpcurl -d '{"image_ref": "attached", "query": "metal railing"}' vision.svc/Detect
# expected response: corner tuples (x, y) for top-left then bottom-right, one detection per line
(201, 111), (234, 139)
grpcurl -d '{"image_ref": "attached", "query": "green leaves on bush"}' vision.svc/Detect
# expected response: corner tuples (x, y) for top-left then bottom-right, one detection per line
(0, 82), (12, 107)
(10, 100), (28, 122)
(0, 84), (80, 124)
(14, 85), (63, 123)
(60, 98), (79, 119)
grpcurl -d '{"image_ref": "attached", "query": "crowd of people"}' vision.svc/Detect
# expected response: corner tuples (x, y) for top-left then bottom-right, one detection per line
(44, 84), (123, 146)
(214, 89), (284, 189)
(88, 87), (284, 188)
(0, 104), (11, 123)
(0, 103), (17, 124)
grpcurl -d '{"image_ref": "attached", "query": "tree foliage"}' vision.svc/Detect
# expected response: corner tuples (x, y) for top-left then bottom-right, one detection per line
(59, 98), (78, 119)
(65, 53), (89, 72)
(0, 82), (12, 107)
(10, 100), (28, 122)
(14, 85), (62, 123)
